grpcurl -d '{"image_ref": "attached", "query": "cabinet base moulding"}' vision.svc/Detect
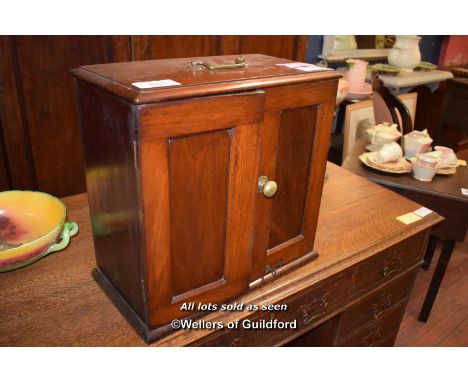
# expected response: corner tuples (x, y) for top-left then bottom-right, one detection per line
(92, 268), (178, 344)
(93, 250), (320, 344)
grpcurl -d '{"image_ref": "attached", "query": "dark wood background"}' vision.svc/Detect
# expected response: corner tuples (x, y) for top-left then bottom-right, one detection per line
(0, 36), (307, 197)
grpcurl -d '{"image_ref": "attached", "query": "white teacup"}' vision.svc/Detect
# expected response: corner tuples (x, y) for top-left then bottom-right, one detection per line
(374, 142), (403, 164)
(414, 151), (442, 168)
(411, 158), (438, 181)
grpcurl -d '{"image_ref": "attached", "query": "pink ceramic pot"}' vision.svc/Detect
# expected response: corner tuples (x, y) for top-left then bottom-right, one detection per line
(345, 59), (368, 92)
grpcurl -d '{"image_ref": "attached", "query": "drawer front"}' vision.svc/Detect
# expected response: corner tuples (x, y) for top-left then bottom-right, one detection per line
(353, 231), (426, 294)
(193, 309), (288, 347)
(195, 230), (425, 346)
(340, 303), (407, 347)
(196, 270), (353, 346)
(339, 271), (416, 339)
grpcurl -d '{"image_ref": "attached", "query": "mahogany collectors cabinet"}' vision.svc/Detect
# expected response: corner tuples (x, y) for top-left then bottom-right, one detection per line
(72, 54), (340, 342)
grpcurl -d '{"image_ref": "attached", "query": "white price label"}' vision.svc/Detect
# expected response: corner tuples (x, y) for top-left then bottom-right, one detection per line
(276, 63), (332, 72)
(132, 79), (181, 89)
(414, 207), (433, 217)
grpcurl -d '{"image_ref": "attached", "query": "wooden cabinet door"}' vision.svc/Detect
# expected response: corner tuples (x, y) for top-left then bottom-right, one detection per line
(138, 91), (264, 326)
(252, 82), (337, 281)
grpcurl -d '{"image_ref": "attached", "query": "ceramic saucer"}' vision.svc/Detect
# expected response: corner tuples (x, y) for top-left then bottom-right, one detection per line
(359, 152), (412, 174)
(436, 162), (458, 175)
(365, 144), (379, 152)
(346, 82), (372, 100)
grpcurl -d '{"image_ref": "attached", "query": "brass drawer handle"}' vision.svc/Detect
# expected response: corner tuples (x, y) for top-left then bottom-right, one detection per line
(381, 255), (403, 278)
(361, 326), (383, 346)
(298, 293), (329, 325)
(372, 293), (393, 320)
(190, 56), (246, 70)
(258, 176), (278, 198)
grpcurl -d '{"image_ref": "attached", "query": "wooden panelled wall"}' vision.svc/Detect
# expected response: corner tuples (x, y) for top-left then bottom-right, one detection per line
(0, 35), (307, 197)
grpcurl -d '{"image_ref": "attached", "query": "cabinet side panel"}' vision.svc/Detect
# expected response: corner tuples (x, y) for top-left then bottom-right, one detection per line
(75, 79), (146, 321)
(169, 129), (232, 296)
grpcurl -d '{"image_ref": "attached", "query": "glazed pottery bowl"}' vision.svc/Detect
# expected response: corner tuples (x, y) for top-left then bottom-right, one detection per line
(0, 191), (78, 272)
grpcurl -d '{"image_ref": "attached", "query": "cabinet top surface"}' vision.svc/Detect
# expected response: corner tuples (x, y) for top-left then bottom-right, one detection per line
(71, 54), (341, 104)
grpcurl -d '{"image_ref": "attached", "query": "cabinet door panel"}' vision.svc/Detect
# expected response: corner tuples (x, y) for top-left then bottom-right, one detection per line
(268, 106), (317, 248)
(169, 129), (231, 296)
(139, 91), (264, 326)
(252, 82), (337, 280)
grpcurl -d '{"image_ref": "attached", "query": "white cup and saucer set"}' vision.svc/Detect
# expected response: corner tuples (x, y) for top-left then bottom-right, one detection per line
(360, 124), (460, 181)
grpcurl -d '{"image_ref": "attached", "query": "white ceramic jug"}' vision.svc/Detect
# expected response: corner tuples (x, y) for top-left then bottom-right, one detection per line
(334, 35), (357, 50)
(388, 35), (421, 72)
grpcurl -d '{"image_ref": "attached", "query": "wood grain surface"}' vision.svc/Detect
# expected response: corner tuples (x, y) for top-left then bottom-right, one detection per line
(139, 91), (263, 327)
(71, 54), (341, 104)
(0, 163), (442, 346)
(250, 81), (338, 280)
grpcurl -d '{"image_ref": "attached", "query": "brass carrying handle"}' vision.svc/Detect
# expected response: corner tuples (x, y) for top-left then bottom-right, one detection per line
(258, 176), (278, 198)
(190, 56), (246, 70)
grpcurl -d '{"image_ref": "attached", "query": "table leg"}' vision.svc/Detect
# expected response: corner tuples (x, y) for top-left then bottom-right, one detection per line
(418, 239), (456, 323)
(422, 235), (438, 271)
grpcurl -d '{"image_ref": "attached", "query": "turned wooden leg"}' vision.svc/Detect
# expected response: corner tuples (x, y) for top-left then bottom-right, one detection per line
(418, 239), (456, 322)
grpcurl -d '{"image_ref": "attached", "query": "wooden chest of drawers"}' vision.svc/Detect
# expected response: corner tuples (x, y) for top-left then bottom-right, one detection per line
(71, 55), (340, 342)
(195, 231), (426, 346)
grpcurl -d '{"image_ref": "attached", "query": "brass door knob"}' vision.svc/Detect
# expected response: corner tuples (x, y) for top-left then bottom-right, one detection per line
(258, 176), (278, 198)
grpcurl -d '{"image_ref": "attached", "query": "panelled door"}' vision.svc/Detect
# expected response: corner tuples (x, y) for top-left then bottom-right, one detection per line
(138, 91), (264, 326)
(252, 82), (337, 281)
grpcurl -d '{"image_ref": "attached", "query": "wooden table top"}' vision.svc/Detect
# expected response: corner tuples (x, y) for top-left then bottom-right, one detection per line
(0, 163), (442, 346)
(343, 140), (468, 204)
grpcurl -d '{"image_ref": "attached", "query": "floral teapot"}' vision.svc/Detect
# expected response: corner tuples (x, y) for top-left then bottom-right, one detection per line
(367, 122), (401, 148)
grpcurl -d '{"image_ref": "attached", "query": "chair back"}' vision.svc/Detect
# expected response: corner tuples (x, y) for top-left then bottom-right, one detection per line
(371, 73), (413, 136)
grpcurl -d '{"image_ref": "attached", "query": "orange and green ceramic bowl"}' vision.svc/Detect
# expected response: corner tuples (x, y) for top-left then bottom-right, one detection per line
(0, 190), (78, 272)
